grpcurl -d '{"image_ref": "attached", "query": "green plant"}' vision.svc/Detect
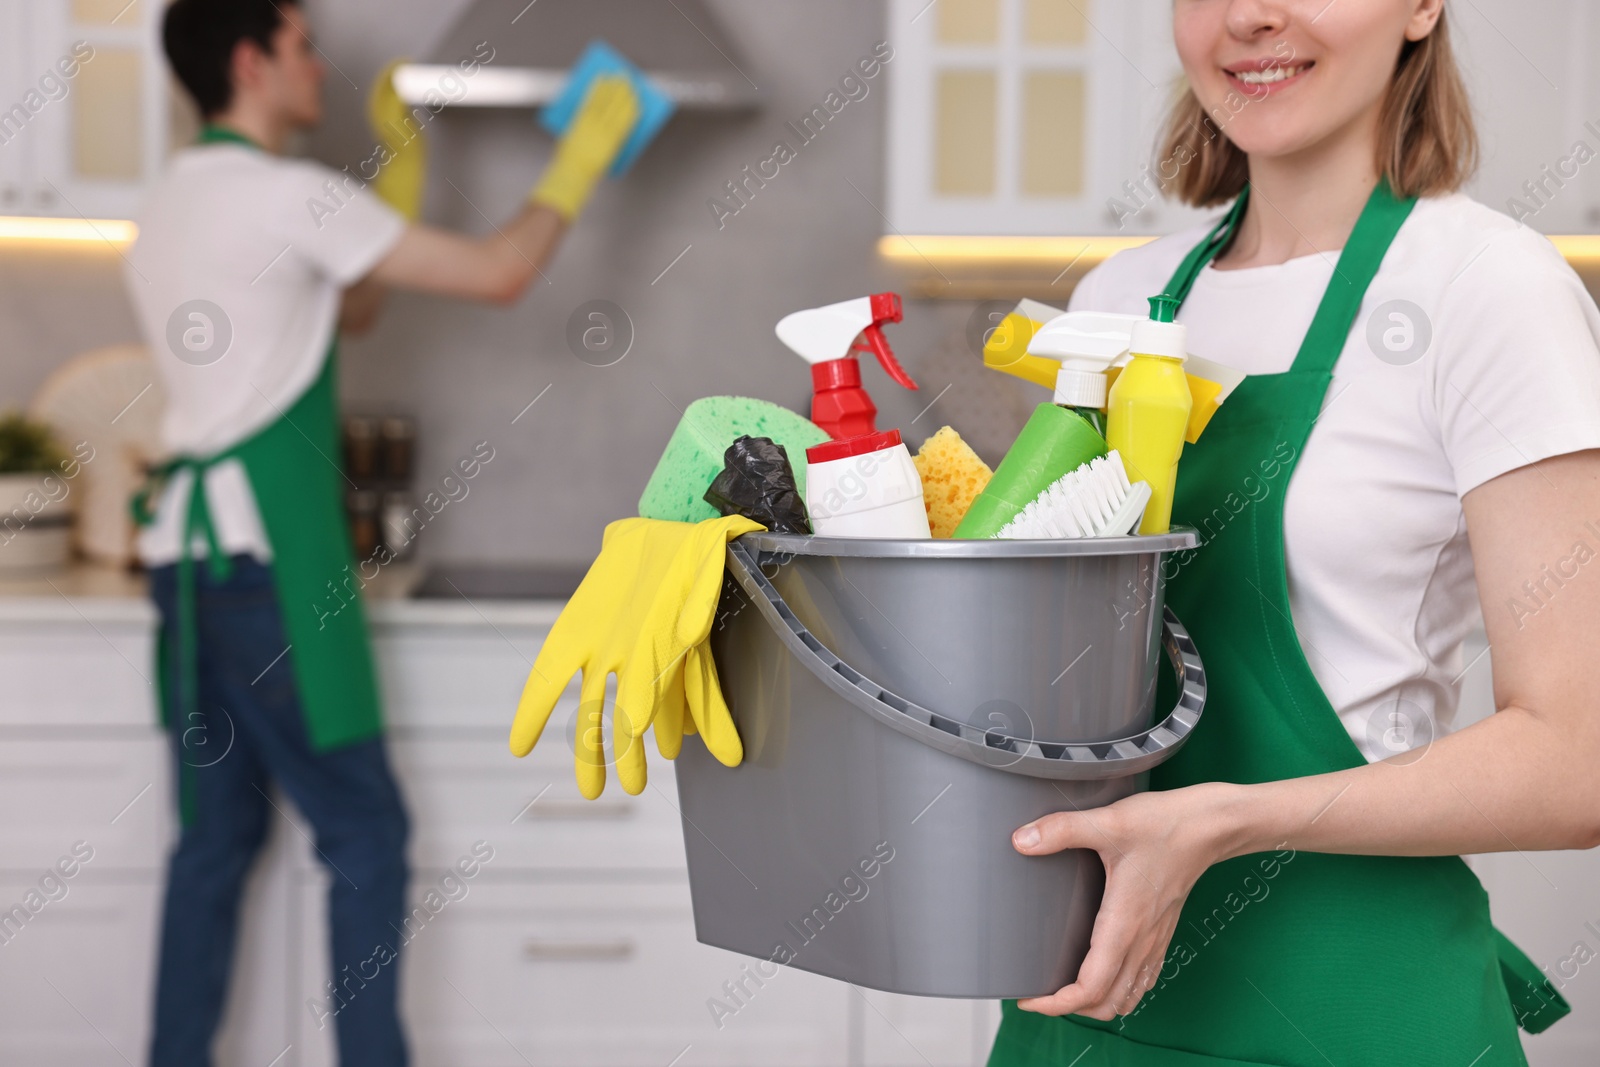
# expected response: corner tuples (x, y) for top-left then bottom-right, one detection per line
(0, 412), (67, 474)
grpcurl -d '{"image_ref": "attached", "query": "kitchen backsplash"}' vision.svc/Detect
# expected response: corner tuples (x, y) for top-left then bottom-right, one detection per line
(0, 0), (1036, 565)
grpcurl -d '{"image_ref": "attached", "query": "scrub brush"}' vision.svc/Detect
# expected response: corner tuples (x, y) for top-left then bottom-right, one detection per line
(994, 451), (1151, 539)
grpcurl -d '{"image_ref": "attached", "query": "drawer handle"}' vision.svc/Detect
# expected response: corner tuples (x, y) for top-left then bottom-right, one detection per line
(523, 799), (634, 820)
(523, 938), (636, 962)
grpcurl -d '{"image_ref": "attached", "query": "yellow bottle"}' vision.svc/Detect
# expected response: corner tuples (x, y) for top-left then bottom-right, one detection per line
(1106, 295), (1192, 535)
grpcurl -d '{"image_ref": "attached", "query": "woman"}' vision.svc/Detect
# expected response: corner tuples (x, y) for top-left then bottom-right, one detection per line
(991, 1), (1600, 1064)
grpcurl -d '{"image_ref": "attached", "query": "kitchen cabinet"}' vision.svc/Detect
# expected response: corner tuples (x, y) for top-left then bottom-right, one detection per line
(6, 584), (1597, 1063)
(885, 0), (1209, 237)
(0, 599), (167, 1066)
(0, 585), (1001, 1067)
(0, 1), (31, 213)
(5, 582), (1600, 1064)
(0, 0), (170, 219)
(886, 0), (1600, 238)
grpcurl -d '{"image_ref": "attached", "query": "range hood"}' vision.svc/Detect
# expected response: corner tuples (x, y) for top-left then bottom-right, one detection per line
(394, 0), (759, 110)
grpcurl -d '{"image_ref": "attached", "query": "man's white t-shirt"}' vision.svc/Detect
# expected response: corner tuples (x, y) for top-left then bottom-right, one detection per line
(1070, 193), (1600, 762)
(125, 141), (404, 566)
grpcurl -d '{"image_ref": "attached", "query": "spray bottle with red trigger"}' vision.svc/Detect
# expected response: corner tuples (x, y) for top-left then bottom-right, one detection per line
(775, 292), (918, 440)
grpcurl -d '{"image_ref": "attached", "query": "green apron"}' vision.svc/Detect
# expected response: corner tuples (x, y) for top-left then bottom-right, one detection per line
(989, 182), (1569, 1066)
(136, 124), (384, 777)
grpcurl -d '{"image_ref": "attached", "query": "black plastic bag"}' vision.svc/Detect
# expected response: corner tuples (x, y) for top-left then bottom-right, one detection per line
(703, 435), (812, 535)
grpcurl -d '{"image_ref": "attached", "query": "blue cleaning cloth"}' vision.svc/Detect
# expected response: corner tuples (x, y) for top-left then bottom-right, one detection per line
(539, 39), (676, 176)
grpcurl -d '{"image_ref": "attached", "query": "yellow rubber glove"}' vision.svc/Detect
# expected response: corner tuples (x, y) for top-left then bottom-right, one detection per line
(649, 642), (738, 762)
(367, 59), (427, 220)
(529, 74), (640, 221)
(509, 515), (759, 797)
(510, 517), (695, 797)
(613, 517), (759, 789)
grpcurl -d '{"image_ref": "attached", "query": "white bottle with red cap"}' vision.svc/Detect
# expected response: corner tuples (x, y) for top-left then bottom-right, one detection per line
(804, 429), (931, 539)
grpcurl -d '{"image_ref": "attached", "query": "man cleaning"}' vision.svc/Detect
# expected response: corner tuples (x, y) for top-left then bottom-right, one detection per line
(126, 2), (641, 1063)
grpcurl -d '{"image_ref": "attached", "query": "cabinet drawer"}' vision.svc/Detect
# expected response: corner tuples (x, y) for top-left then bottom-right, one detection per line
(387, 736), (691, 872)
(374, 625), (548, 730)
(293, 876), (851, 1067)
(0, 738), (170, 869)
(0, 620), (157, 727)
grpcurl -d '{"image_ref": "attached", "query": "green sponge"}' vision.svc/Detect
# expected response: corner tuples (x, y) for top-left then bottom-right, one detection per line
(639, 397), (829, 522)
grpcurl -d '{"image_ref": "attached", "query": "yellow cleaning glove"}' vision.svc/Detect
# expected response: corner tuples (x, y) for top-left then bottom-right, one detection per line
(529, 74), (640, 221)
(613, 516), (760, 786)
(510, 515), (761, 798)
(367, 59), (427, 220)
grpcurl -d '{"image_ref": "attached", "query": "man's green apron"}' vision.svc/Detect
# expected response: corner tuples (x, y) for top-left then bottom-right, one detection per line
(990, 182), (1569, 1065)
(137, 125), (384, 810)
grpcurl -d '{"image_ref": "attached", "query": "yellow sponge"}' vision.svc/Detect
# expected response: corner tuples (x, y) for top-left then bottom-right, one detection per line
(913, 426), (993, 539)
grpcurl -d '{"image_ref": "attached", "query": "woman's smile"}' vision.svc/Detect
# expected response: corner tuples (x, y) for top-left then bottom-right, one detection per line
(1225, 59), (1315, 94)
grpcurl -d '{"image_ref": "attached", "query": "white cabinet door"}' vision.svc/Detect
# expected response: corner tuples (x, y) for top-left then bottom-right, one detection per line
(0, 873), (161, 1067)
(27, 0), (164, 220)
(0, 0), (35, 215)
(3, 0), (166, 220)
(0, 832), (303, 1067)
(887, 0), (1211, 236)
(292, 875), (853, 1067)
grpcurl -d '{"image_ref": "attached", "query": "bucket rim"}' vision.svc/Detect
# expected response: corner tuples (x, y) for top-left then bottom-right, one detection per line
(739, 526), (1199, 559)
(720, 540), (1207, 779)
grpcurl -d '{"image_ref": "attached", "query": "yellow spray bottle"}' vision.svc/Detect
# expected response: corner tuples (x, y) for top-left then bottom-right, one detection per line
(1106, 295), (1191, 535)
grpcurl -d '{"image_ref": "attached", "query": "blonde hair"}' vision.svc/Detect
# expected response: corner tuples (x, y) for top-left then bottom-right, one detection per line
(1158, 8), (1479, 207)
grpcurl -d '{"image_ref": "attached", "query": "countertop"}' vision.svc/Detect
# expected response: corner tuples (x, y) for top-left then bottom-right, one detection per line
(0, 560), (564, 628)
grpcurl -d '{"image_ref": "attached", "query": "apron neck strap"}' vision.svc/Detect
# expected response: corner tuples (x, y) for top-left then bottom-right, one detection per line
(1288, 179), (1415, 375)
(196, 123), (262, 150)
(1164, 189), (1249, 307)
(1159, 179), (1417, 376)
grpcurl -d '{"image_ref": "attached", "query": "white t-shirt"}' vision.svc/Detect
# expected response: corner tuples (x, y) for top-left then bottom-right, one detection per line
(1070, 193), (1600, 762)
(125, 142), (404, 566)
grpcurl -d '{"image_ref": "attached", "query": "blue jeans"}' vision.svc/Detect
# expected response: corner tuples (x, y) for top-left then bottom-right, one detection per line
(149, 557), (410, 1067)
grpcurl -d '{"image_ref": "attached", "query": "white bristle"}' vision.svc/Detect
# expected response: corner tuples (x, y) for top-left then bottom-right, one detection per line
(1109, 452), (1132, 494)
(1068, 490), (1095, 534)
(1083, 459), (1114, 523)
(994, 449), (1151, 540)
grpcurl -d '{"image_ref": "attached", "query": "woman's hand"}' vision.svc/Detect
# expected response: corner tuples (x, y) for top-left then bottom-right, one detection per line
(1012, 781), (1241, 1020)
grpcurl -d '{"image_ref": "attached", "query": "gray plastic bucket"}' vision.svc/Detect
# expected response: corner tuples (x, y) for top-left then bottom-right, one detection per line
(674, 530), (1205, 999)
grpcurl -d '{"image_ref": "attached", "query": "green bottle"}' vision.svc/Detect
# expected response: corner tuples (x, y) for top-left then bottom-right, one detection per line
(953, 403), (1108, 538)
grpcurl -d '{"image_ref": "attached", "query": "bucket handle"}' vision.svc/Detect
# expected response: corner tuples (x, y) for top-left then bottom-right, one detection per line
(722, 540), (1206, 781)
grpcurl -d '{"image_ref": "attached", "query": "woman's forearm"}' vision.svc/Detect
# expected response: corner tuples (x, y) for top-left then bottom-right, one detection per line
(1206, 703), (1600, 862)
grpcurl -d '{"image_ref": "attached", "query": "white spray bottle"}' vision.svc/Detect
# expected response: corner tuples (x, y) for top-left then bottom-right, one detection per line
(775, 292), (917, 440)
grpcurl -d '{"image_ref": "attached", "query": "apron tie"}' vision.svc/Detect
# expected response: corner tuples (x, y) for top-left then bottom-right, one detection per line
(132, 455), (236, 747)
